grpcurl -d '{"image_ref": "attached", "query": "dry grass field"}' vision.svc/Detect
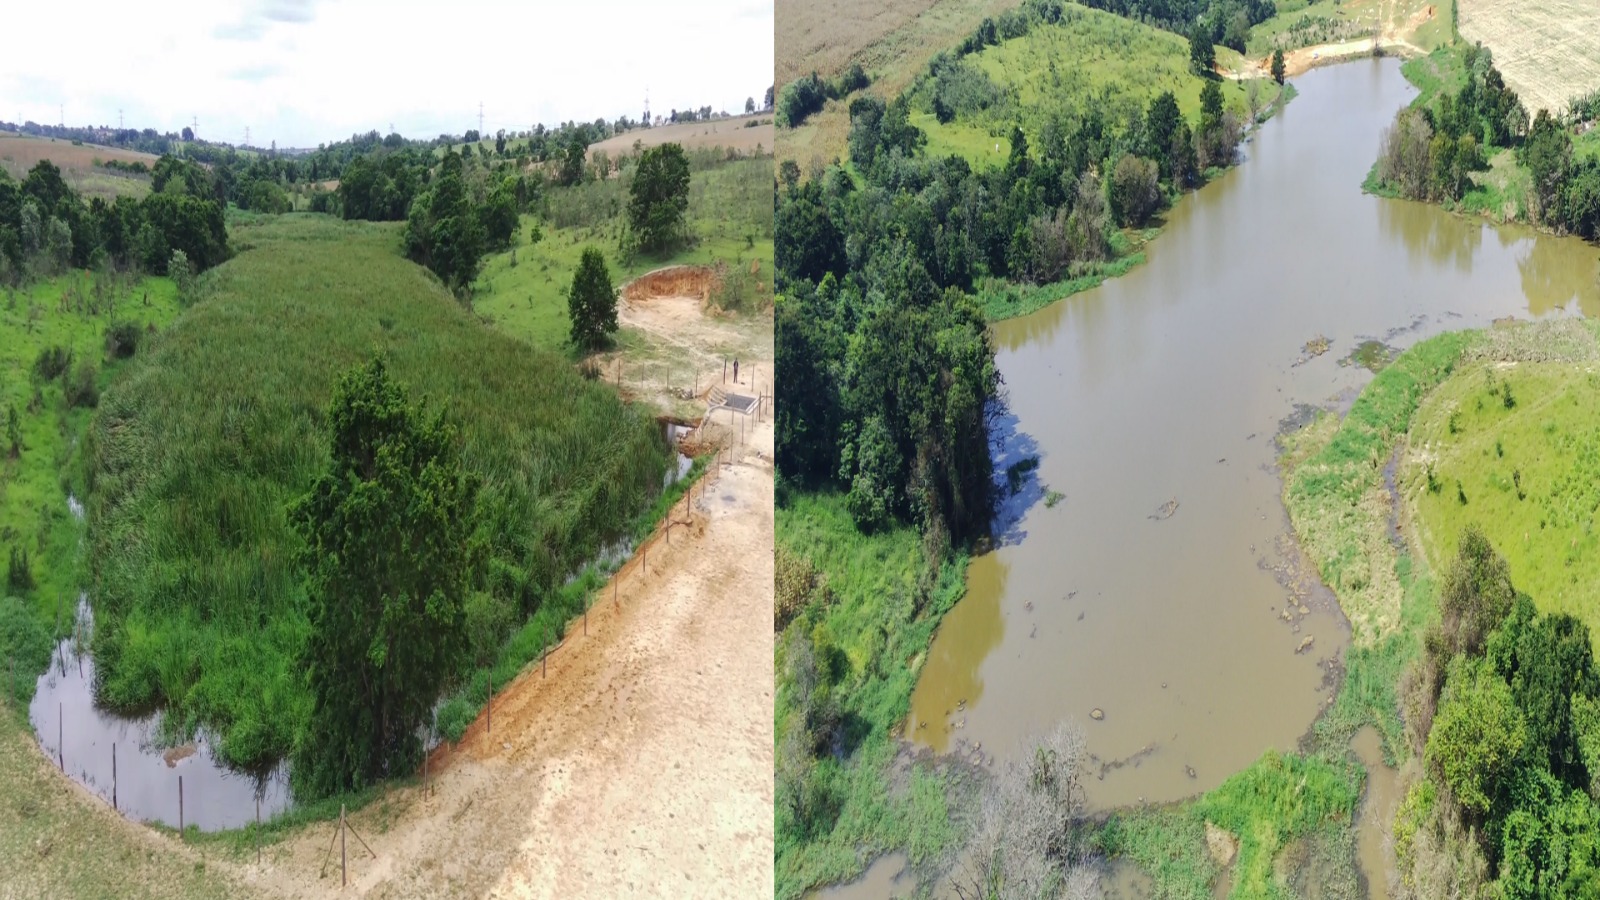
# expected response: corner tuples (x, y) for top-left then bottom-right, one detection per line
(776, 0), (1019, 167)
(586, 114), (774, 159)
(1459, 0), (1600, 117)
(0, 131), (158, 199)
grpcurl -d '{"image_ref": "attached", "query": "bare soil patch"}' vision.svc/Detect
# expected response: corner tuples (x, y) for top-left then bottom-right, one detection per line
(606, 266), (774, 420)
(1459, 0), (1600, 117)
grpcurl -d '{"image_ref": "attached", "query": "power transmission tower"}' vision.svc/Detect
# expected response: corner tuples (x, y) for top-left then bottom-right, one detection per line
(244, 126), (251, 148)
(478, 102), (484, 136)
(118, 109), (123, 130)
(58, 104), (63, 127)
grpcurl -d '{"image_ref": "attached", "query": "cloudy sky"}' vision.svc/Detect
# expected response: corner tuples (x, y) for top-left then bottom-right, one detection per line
(3, 0), (773, 149)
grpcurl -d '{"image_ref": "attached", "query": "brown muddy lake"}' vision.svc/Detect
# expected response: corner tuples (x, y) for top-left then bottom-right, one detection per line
(882, 55), (1599, 893)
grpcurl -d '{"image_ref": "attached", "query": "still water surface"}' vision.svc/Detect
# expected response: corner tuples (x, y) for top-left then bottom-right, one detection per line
(877, 55), (1598, 894)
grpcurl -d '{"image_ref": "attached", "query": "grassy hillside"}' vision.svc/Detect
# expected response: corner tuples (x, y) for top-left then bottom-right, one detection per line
(83, 213), (668, 769)
(775, 493), (967, 900)
(474, 154), (773, 353)
(908, 4), (1282, 167)
(0, 132), (158, 200)
(1401, 319), (1600, 646)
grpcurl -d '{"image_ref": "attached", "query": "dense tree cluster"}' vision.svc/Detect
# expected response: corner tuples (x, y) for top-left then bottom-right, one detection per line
(778, 54), (1249, 539)
(0, 158), (227, 283)
(934, 0), (1272, 66)
(337, 151), (429, 221)
(402, 151), (486, 293)
(1395, 528), (1600, 899)
(776, 64), (871, 128)
(1375, 43), (1600, 239)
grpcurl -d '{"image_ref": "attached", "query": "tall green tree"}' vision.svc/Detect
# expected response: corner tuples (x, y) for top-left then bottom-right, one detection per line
(568, 247), (618, 351)
(1189, 22), (1217, 76)
(290, 356), (479, 799)
(1271, 49), (1287, 85)
(628, 142), (692, 253)
(403, 152), (485, 293)
(560, 135), (588, 187)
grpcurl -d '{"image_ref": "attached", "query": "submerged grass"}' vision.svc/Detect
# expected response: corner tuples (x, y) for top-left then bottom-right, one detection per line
(775, 492), (969, 900)
(1283, 330), (1474, 645)
(84, 213), (668, 770)
(1103, 750), (1362, 900)
(1108, 332), (1476, 897)
(979, 242), (1149, 322)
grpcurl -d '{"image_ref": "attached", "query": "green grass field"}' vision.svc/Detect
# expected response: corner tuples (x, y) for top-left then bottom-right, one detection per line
(473, 155), (773, 353)
(912, 4), (1283, 169)
(82, 213), (668, 770)
(775, 493), (968, 900)
(0, 273), (180, 654)
(1400, 319), (1600, 646)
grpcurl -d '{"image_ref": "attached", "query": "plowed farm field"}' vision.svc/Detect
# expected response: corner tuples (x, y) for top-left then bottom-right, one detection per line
(1459, 0), (1600, 118)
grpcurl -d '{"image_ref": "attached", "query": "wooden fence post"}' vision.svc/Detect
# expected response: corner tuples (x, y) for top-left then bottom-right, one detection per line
(256, 795), (261, 865)
(487, 672), (492, 737)
(178, 775), (184, 839)
(543, 626), (548, 679)
(112, 743), (117, 810)
(340, 804), (347, 887)
(58, 704), (63, 771)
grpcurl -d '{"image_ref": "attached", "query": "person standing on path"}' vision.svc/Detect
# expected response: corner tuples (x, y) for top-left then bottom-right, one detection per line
(733, 358), (739, 383)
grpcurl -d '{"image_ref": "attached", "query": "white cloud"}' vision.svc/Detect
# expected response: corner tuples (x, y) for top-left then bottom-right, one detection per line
(1, 0), (774, 148)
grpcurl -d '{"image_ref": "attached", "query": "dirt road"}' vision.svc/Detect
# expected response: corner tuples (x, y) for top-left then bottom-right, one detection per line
(214, 292), (776, 900)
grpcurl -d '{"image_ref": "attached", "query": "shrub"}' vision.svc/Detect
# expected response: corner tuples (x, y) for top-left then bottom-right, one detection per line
(65, 359), (98, 409)
(6, 547), (35, 593)
(0, 595), (52, 706)
(32, 345), (72, 382)
(105, 321), (142, 359)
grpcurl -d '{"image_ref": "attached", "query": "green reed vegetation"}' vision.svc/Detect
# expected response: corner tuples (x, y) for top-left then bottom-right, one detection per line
(82, 213), (668, 770)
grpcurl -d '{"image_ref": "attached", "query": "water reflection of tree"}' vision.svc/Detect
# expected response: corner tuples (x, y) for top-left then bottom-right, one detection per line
(1377, 195), (1483, 275)
(1516, 237), (1600, 317)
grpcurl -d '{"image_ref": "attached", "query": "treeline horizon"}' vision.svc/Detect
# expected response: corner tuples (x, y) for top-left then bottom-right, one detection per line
(0, 84), (775, 162)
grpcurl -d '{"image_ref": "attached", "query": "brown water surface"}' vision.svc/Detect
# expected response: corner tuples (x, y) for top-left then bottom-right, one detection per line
(905, 57), (1600, 814)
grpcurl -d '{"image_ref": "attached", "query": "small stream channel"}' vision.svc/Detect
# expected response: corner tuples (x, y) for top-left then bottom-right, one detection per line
(30, 596), (291, 830)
